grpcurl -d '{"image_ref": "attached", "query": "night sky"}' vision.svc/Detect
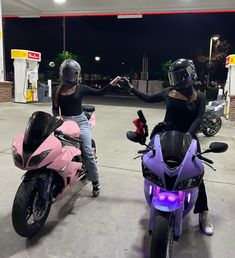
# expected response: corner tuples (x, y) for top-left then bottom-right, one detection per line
(3, 12), (235, 80)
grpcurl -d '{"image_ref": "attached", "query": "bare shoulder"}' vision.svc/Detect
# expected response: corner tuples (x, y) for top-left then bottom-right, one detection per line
(168, 89), (188, 100)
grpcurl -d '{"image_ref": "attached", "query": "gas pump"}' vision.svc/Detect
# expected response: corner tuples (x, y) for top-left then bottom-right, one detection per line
(11, 49), (41, 103)
(225, 54), (235, 120)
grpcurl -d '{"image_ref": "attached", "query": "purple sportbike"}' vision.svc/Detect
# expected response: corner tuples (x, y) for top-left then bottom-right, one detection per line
(127, 110), (228, 258)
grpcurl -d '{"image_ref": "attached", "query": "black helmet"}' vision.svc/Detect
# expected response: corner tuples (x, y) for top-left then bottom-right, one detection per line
(168, 59), (197, 87)
(59, 59), (81, 86)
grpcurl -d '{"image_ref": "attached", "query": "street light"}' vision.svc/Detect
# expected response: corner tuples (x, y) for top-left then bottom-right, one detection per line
(207, 35), (220, 86)
(95, 56), (101, 62)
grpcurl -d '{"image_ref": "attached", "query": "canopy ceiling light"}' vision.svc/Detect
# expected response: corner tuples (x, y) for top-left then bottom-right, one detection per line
(53, 0), (66, 4)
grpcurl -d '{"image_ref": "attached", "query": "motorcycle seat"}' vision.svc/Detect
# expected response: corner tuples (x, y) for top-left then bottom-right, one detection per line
(205, 106), (215, 113)
(82, 105), (95, 113)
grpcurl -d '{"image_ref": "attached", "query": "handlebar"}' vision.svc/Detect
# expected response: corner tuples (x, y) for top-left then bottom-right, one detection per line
(137, 110), (147, 124)
(198, 155), (214, 164)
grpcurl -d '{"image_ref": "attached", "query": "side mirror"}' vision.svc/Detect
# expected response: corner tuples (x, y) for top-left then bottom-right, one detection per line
(209, 142), (228, 153)
(126, 131), (146, 145)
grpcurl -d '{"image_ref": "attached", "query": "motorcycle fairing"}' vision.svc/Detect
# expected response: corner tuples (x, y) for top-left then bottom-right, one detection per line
(47, 145), (82, 176)
(143, 132), (204, 190)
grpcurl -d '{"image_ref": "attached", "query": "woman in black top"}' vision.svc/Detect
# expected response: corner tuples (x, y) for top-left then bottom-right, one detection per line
(52, 59), (119, 197)
(121, 59), (214, 236)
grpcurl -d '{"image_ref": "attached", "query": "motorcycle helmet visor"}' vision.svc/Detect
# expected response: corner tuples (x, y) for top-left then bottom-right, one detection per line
(60, 68), (78, 84)
(168, 68), (191, 86)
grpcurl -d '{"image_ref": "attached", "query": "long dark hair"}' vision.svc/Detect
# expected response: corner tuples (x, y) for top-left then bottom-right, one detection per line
(53, 83), (66, 108)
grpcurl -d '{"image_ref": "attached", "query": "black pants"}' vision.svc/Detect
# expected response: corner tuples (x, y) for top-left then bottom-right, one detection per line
(150, 124), (209, 214)
(194, 179), (209, 213)
(192, 134), (209, 213)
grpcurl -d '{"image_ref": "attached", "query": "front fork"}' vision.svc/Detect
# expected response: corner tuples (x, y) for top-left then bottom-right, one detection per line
(24, 170), (53, 203)
(39, 171), (53, 202)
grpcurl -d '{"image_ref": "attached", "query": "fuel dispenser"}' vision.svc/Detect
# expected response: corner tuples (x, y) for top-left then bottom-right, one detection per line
(225, 54), (235, 120)
(11, 49), (41, 103)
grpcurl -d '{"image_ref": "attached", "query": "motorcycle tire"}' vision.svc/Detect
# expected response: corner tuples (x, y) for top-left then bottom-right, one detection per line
(150, 211), (174, 258)
(12, 179), (52, 238)
(202, 116), (222, 137)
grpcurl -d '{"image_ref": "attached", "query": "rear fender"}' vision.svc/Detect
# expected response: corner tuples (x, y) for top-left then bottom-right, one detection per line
(88, 113), (96, 128)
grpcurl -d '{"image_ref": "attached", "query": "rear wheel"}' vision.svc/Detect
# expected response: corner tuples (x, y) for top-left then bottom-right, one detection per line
(203, 115), (222, 137)
(150, 211), (174, 258)
(12, 179), (52, 238)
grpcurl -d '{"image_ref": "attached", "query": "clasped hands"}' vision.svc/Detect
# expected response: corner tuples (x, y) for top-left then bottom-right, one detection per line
(109, 76), (133, 89)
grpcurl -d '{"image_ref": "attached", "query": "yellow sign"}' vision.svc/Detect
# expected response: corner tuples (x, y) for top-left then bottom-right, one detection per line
(11, 49), (41, 61)
(11, 49), (28, 59)
(226, 54), (235, 67)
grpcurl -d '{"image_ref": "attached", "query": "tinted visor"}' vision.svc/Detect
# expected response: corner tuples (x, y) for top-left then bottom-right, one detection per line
(168, 68), (189, 86)
(23, 111), (63, 152)
(61, 68), (78, 84)
(160, 131), (192, 167)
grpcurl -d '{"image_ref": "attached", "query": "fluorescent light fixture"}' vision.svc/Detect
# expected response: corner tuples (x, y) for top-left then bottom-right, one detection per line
(118, 14), (143, 19)
(54, 0), (66, 4)
(19, 15), (40, 18)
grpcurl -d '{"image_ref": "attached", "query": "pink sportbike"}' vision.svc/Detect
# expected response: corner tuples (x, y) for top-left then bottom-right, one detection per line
(11, 105), (96, 237)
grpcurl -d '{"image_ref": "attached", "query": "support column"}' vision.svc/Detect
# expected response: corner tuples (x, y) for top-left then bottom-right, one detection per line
(229, 95), (235, 121)
(0, 81), (12, 102)
(0, 0), (4, 81)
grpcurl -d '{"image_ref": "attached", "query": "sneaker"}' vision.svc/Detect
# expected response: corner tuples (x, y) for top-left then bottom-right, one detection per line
(92, 181), (100, 197)
(199, 211), (214, 236)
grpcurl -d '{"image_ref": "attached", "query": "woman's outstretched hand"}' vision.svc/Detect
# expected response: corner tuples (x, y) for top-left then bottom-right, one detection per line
(120, 77), (134, 89)
(109, 76), (134, 89)
(110, 76), (122, 87)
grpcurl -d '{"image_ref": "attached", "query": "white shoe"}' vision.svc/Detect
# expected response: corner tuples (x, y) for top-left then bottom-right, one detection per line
(199, 211), (214, 236)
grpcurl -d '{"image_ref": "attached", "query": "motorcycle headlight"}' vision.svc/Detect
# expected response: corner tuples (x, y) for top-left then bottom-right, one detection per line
(28, 150), (51, 167)
(142, 166), (164, 187)
(12, 146), (23, 167)
(176, 174), (204, 190)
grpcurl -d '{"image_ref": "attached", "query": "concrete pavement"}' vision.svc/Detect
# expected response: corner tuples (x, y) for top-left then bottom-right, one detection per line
(0, 96), (234, 258)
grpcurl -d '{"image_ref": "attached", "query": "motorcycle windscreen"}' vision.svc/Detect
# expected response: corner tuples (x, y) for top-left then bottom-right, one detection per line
(23, 111), (63, 152)
(160, 131), (192, 168)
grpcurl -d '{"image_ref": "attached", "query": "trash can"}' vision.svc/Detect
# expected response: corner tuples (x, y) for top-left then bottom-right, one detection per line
(37, 82), (51, 102)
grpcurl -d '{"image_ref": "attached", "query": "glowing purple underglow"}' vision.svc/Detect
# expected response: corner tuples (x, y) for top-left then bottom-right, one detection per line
(159, 194), (166, 201)
(168, 195), (177, 202)
(158, 192), (178, 203)
(187, 193), (191, 203)
(178, 191), (184, 203)
(149, 185), (152, 195)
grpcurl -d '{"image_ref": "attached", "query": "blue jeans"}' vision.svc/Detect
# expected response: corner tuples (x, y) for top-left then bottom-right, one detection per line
(63, 112), (99, 182)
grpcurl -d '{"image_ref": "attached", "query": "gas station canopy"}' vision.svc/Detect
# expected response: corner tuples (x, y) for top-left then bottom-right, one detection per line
(2, 0), (235, 18)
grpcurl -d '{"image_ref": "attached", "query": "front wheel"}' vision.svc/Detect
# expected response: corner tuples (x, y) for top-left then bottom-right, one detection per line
(150, 211), (174, 258)
(12, 179), (52, 238)
(202, 115), (222, 137)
